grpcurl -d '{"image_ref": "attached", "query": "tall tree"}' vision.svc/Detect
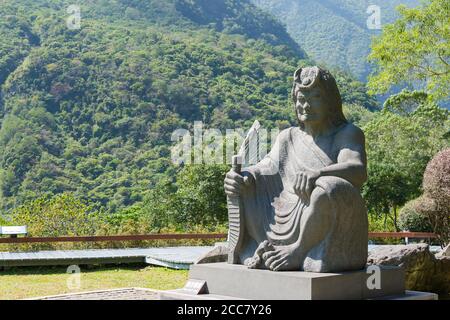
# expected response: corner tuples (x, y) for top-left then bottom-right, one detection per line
(362, 102), (449, 230)
(368, 0), (450, 102)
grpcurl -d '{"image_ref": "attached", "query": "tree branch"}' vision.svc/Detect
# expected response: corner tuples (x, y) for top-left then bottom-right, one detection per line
(437, 53), (450, 68)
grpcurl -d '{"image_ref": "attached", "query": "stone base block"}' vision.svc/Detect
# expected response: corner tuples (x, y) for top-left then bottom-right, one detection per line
(187, 263), (407, 300)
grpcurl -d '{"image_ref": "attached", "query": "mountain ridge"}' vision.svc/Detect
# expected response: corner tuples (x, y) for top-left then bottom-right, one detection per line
(251, 0), (420, 81)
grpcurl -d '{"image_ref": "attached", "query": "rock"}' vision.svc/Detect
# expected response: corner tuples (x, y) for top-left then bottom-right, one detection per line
(195, 244), (228, 264)
(368, 244), (450, 294)
(436, 243), (450, 258)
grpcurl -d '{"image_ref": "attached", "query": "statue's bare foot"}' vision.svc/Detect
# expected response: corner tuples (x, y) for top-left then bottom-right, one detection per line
(262, 245), (302, 271)
(245, 255), (261, 269)
(245, 240), (274, 269)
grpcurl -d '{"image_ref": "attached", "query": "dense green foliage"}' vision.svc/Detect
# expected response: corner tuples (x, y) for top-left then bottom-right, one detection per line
(362, 101), (449, 230)
(252, 0), (420, 81)
(142, 164), (230, 231)
(10, 193), (99, 237)
(343, 103), (376, 126)
(368, 0), (450, 102)
(6, 0), (446, 240)
(383, 90), (430, 115)
(1, 191), (228, 251)
(398, 197), (433, 233)
(0, 0), (377, 219)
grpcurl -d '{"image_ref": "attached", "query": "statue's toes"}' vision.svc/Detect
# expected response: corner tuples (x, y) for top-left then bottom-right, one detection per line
(268, 256), (284, 271)
(272, 260), (289, 271)
(262, 250), (277, 261)
(255, 242), (268, 256)
(246, 255), (261, 269)
(264, 253), (278, 269)
(271, 253), (297, 271)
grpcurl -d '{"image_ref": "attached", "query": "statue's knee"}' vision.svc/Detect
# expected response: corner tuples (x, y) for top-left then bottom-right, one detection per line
(310, 186), (329, 205)
(316, 176), (355, 195)
(309, 177), (359, 216)
(314, 176), (363, 207)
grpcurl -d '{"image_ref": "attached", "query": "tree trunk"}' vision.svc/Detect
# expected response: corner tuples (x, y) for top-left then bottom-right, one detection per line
(384, 211), (388, 229)
(393, 205), (399, 232)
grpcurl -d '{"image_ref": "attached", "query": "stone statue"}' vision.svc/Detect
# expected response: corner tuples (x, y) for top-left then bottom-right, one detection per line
(224, 66), (368, 273)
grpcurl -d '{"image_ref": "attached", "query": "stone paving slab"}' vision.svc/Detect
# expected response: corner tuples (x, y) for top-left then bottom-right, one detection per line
(32, 288), (161, 300)
(31, 288), (438, 300)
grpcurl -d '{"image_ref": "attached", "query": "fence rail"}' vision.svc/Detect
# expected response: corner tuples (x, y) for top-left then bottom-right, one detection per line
(368, 232), (436, 239)
(0, 233), (228, 244)
(0, 232), (437, 244)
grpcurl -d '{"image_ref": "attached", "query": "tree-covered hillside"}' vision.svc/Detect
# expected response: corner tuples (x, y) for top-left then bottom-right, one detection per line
(0, 0), (377, 214)
(252, 0), (420, 81)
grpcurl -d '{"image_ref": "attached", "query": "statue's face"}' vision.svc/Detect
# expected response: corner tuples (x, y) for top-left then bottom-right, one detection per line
(295, 87), (329, 125)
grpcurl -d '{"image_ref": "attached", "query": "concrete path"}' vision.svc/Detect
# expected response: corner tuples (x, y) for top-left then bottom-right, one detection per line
(0, 246), (213, 269)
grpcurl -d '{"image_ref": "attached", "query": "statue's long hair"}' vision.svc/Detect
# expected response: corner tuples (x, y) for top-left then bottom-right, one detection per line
(291, 67), (347, 130)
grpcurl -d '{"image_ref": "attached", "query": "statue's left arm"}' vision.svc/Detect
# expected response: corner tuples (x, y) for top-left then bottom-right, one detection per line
(317, 124), (367, 189)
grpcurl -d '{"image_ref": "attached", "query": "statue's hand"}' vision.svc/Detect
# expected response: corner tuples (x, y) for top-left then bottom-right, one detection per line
(224, 170), (253, 196)
(294, 168), (321, 202)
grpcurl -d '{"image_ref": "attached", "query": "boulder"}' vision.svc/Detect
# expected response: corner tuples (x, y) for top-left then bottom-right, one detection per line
(368, 244), (450, 294)
(436, 243), (450, 258)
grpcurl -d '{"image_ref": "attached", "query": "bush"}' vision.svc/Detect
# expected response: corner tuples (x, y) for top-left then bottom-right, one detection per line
(398, 198), (433, 232)
(421, 148), (450, 246)
(5, 193), (101, 251)
(423, 148), (450, 210)
(0, 192), (228, 252)
(142, 164), (230, 232)
(0, 215), (9, 225)
(11, 193), (100, 237)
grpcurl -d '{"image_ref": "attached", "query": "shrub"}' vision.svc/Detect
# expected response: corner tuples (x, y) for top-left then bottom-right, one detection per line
(141, 164), (230, 232)
(423, 148), (450, 209)
(11, 193), (100, 237)
(421, 148), (450, 246)
(398, 198), (433, 232)
(0, 215), (9, 225)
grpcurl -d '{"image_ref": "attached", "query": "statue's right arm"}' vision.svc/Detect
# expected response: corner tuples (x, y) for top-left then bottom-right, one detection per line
(317, 124), (367, 188)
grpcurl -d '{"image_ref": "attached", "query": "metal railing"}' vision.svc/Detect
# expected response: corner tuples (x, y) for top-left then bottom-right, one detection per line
(0, 232), (437, 244)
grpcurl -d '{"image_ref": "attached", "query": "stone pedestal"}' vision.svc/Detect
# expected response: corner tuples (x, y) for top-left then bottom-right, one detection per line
(186, 263), (406, 300)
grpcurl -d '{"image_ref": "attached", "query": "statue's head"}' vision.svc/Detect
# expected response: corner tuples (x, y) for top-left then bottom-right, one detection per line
(291, 66), (347, 129)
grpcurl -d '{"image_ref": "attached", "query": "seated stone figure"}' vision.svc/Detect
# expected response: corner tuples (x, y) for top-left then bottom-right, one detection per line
(224, 66), (368, 273)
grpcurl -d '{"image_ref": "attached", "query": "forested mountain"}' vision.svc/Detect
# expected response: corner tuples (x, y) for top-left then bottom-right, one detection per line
(0, 0), (377, 213)
(252, 0), (420, 81)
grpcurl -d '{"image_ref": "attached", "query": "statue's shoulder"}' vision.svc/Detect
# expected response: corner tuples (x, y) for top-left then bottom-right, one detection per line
(335, 123), (365, 146)
(276, 127), (298, 143)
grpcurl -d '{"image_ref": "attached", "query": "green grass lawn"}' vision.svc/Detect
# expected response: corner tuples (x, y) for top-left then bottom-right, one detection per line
(0, 265), (188, 300)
